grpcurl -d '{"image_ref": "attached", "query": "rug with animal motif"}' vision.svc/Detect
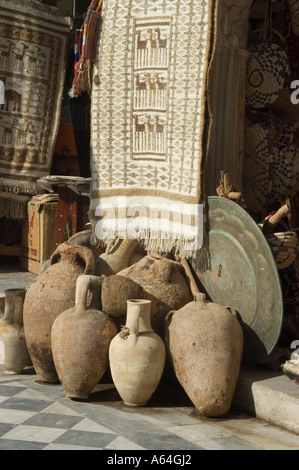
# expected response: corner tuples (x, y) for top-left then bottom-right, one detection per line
(0, 0), (70, 218)
(89, 0), (216, 258)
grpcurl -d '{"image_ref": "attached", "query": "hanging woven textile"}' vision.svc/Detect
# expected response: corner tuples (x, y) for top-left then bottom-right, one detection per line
(0, 0), (70, 218)
(89, 0), (216, 259)
(69, 0), (103, 98)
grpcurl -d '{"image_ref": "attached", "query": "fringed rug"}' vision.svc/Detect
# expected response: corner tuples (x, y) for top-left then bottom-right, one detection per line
(0, 0), (70, 219)
(90, 0), (215, 258)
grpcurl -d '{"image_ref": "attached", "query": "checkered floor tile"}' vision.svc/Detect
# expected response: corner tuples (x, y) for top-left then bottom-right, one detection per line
(0, 367), (203, 451)
(1, 365), (299, 451)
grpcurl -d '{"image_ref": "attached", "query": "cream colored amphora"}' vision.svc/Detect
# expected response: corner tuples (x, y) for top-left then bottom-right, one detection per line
(109, 299), (166, 406)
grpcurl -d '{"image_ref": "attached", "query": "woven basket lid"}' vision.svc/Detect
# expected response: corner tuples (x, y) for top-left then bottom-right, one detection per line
(243, 120), (298, 212)
(243, 123), (274, 212)
(267, 118), (294, 150)
(246, 42), (289, 109)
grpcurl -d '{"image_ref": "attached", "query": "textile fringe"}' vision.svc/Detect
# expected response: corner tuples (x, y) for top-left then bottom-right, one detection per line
(0, 194), (29, 220)
(90, 229), (211, 269)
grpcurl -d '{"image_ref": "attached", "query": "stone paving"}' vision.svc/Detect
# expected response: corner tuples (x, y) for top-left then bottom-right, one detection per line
(0, 365), (299, 451)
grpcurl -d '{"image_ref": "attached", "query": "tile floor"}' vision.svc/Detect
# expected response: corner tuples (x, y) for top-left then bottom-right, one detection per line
(0, 365), (299, 451)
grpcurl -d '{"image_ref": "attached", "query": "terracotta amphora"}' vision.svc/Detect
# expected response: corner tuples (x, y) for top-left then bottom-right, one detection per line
(165, 293), (244, 417)
(51, 274), (118, 399)
(0, 288), (30, 374)
(101, 275), (145, 317)
(109, 299), (166, 406)
(117, 254), (193, 337)
(23, 242), (95, 383)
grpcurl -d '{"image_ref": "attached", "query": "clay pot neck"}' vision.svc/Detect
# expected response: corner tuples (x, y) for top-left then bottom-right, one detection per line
(194, 292), (206, 306)
(114, 237), (138, 257)
(50, 243), (95, 274)
(2, 289), (26, 323)
(103, 237), (138, 266)
(125, 299), (153, 336)
(75, 275), (102, 314)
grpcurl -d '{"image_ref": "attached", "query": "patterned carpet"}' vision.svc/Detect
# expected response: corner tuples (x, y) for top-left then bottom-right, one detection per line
(0, 0), (70, 219)
(90, 0), (215, 256)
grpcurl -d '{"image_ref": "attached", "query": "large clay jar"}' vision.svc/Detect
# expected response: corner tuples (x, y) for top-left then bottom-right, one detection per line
(109, 299), (166, 406)
(101, 275), (145, 318)
(51, 274), (118, 400)
(118, 254), (193, 313)
(23, 242), (95, 383)
(165, 293), (244, 417)
(0, 288), (30, 374)
(117, 254), (193, 337)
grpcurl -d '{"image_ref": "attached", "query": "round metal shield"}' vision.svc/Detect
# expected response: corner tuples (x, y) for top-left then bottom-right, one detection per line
(191, 196), (283, 365)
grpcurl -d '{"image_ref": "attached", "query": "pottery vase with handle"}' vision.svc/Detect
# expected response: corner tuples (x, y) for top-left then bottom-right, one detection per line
(109, 299), (166, 406)
(51, 274), (118, 400)
(23, 242), (95, 383)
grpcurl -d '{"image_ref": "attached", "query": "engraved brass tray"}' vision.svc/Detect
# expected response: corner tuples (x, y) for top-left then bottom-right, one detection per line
(191, 196), (283, 365)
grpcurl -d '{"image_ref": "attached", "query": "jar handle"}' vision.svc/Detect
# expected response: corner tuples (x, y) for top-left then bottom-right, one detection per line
(74, 275), (103, 313)
(50, 242), (95, 274)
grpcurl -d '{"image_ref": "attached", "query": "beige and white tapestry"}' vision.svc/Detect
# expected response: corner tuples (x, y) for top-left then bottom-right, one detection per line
(0, 0), (70, 218)
(90, 0), (215, 257)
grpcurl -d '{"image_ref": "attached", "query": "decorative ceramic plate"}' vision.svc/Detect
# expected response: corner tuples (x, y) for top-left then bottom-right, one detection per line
(191, 196), (283, 365)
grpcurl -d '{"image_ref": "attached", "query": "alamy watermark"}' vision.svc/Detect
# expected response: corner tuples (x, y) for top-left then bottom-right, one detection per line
(290, 80), (299, 105)
(291, 340), (299, 361)
(94, 197), (204, 251)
